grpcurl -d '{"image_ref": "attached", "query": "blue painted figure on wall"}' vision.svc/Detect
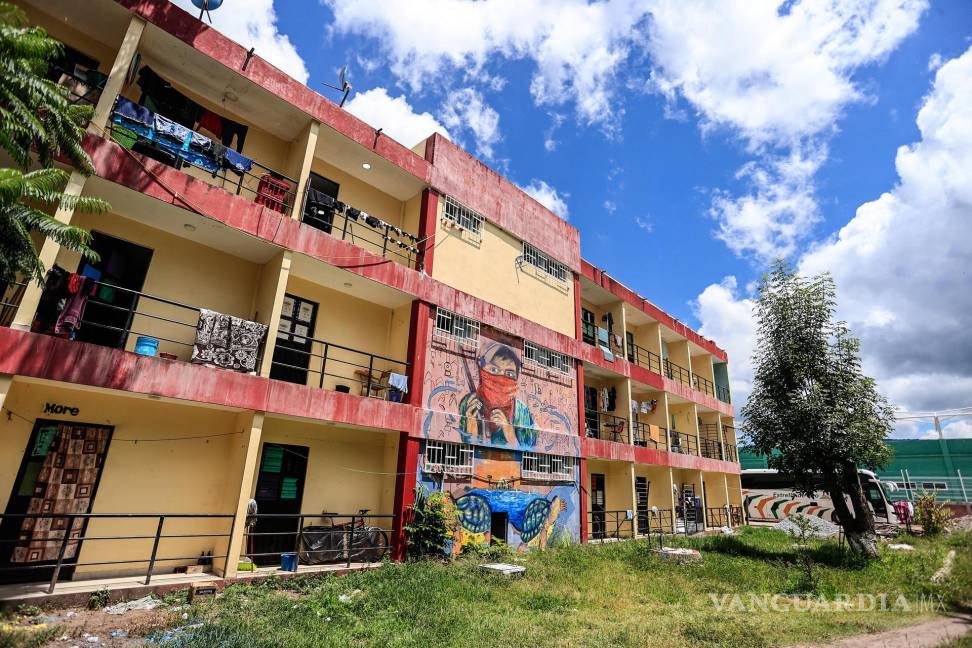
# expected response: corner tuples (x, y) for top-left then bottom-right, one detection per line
(458, 342), (537, 448)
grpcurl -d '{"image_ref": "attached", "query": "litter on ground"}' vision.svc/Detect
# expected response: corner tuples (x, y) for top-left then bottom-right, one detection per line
(104, 595), (162, 615)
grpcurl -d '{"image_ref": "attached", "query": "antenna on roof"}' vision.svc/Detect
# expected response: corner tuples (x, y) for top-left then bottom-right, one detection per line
(190, 0), (223, 23)
(322, 65), (352, 108)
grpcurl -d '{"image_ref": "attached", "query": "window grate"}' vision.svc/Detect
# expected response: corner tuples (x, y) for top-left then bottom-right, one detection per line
(424, 440), (474, 475)
(521, 452), (576, 481)
(442, 195), (485, 236)
(521, 242), (569, 283)
(434, 308), (480, 344)
(523, 341), (572, 375)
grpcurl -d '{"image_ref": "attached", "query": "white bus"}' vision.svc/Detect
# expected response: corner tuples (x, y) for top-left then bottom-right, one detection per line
(741, 468), (899, 525)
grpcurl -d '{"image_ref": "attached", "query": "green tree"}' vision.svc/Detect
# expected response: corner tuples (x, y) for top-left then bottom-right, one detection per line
(0, 1), (106, 285)
(743, 261), (894, 558)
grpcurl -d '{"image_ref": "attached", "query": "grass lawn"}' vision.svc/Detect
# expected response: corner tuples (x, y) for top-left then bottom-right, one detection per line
(3, 527), (970, 647)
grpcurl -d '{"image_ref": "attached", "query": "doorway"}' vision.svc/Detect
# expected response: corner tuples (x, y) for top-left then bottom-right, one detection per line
(270, 294), (319, 386)
(583, 386), (598, 437)
(490, 513), (508, 544)
(250, 443), (308, 566)
(0, 420), (114, 584)
(590, 473), (606, 540)
(74, 231), (153, 350)
(635, 477), (650, 535)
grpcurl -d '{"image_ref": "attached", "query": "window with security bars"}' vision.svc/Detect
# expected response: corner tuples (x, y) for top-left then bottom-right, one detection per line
(523, 341), (572, 375)
(423, 440), (474, 475)
(521, 452), (576, 481)
(521, 242), (569, 283)
(434, 308), (480, 344)
(442, 195), (485, 236)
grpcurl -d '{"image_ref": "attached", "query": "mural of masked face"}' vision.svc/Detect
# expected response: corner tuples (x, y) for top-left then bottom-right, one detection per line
(477, 344), (520, 422)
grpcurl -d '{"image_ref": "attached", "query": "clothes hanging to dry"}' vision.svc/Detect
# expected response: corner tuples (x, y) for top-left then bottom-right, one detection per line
(191, 308), (267, 373)
(54, 274), (92, 337)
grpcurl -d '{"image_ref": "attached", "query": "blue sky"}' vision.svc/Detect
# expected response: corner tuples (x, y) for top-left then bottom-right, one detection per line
(176, 0), (972, 438)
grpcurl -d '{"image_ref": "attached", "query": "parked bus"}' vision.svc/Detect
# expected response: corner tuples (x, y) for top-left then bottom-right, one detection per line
(741, 468), (899, 525)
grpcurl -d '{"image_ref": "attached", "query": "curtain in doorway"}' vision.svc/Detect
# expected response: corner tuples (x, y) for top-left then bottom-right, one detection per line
(11, 424), (111, 563)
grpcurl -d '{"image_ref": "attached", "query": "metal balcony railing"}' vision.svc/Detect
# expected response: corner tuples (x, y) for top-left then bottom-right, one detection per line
(663, 359), (692, 387)
(588, 509), (675, 541)
(0, 512), (234, 593)
(692, 373), (715, 397)
(631, 421), (661, 449)
(109, 100), (299, 215)
(668, 429), (698, 456)
(40, 279), (256, 367)
(299, 188), (422, 269)
(52, 64), (105, 106)
(724, 444), (738, 463)
(629, 343), (662, 374)
(271, 331), (409, 401)
(242, 511), (395, 569)
(699, 437), (724, 460)
(705, 506), (744, 528)
(585, 410), (628, 443)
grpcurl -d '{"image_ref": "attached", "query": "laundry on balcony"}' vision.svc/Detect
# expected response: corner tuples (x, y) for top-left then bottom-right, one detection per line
(111, 96), (256, 178)
(191, 308), (268, 374)
(300, 189), (422, 255)
(596, 326), (614, 361)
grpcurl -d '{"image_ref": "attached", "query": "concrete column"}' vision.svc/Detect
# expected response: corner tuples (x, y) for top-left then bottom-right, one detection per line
(285, 121), (320, 219)
(661, 394), (672, 452)
(417, 189), (439, 274)
(90, 15), (146, 133)
(255, 252), (292, 377)
(221, 411), (265, 579)
(578, 457), (589, 543)
(391, 434), (421, 561)
(11, 172), (88, 330)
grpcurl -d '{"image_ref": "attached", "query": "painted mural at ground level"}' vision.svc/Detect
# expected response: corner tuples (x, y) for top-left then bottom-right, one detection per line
(416, 443), (580, 554)
(421, 322), (579, 456)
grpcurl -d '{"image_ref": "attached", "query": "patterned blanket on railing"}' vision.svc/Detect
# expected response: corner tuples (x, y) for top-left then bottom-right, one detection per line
(191, 308), (267, 373)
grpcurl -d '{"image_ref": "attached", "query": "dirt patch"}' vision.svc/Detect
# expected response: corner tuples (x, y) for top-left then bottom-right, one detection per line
(795, 615), (972, 648)
(5, 603), (189, 646)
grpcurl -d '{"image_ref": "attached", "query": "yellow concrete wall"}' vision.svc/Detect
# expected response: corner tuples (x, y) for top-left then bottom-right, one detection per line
(402, 193), (422, 244)
(18, 2), (121, 77)
(634, 465), (674, 510)
(256, 419), (399, 518)
(0, 380), (247, 579)
(667, 402), (698, 436)
(630, 321), (662, 357)
(432, 213), (575, 337)
(282, 277), (409, 391)
(666, 340), (691, 373)
(630, 389), (666, 445)
(691, 353), (715, 383)
(53, 211), (261, 361)
(702, 472), (729, 509)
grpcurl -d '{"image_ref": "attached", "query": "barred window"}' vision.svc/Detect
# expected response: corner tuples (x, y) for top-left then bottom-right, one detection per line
(442, 195), (485, 236)
(523, 341), (572, 375)
(424, 440), (474, 475)
(522, 242), (569, 283)
(434, 308), (480, 343)
(521, 452), (576, 481)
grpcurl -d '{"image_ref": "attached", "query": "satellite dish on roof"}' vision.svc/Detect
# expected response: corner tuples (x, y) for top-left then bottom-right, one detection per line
(191, 0), (223, 23)
(322, 65), (352, 108)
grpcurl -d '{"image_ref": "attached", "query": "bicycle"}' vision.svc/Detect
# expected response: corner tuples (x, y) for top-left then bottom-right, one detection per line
(298, 509), (389, 565)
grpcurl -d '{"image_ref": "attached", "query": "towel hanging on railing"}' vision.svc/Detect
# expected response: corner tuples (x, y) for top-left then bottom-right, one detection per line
(191, 308), (267, 373)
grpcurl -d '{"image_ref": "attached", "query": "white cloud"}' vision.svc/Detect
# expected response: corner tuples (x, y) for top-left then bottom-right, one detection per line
(711, 144), (826, 261)
(324, 0), (650, 128)
(634, 216), (652, 233)
(927, 52), (944, 72)
(344, 88), (450, 148)
(646, 0), (928, 148)
(169, 0), (309, 83)
(520, 179), (570, 219)
(603, 200), (617, 214)
(439, 88), (501, 159)
(940, 419), (972, 439)
(695, 47), (972, 437)
(646, 0), (926, 260)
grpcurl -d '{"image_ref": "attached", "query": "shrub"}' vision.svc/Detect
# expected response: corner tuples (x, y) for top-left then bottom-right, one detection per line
(87, 586), (110, 610)
(459, 539), (513, 562)
(914, 492), (951, 535)
(404, 486), (454, 560)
